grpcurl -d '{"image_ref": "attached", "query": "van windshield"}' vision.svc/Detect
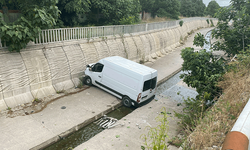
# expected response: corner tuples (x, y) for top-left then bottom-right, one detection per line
(143, 77), (157, 92)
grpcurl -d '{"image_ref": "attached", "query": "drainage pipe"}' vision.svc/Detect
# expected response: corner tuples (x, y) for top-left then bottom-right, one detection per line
(222, 99), (250, 150)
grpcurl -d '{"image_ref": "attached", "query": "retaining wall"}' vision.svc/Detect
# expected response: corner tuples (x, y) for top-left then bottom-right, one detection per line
(0, 20), (217, 111)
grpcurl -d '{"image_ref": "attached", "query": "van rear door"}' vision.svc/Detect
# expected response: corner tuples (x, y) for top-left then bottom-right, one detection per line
(140, 77), (157, 103)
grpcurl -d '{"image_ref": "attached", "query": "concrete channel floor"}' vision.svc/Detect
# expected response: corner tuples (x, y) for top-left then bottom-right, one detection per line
(0, 27), (214, 150)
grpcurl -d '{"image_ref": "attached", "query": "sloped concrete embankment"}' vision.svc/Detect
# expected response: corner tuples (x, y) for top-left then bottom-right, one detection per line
(0, 20), (217, 111)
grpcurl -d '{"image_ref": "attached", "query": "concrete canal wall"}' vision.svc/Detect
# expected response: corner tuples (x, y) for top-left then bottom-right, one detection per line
(0, 19), (217, 111)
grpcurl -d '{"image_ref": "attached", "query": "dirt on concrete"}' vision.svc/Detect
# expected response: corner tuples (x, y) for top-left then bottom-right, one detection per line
(2, 85), (90, 118)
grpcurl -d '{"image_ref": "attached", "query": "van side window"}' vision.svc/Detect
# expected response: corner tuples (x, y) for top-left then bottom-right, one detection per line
(93, 63), (104, 72)
(143, 77), (157, 92)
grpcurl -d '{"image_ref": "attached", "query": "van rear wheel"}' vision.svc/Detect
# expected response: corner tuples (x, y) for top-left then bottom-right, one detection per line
(84, 76), (92, 86)
(122, 96), (132, 107)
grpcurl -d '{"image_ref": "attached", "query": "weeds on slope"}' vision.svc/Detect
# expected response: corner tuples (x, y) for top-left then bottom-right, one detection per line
(173, 50), (250, 149)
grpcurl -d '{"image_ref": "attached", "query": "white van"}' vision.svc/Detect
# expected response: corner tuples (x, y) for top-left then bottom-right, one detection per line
(84, 56), (157, 107)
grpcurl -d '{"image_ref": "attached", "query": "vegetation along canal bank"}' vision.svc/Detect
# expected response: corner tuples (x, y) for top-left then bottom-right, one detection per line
(170, 1), (250, 149)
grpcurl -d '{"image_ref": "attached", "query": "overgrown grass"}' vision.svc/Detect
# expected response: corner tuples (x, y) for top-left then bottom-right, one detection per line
(210, 19), (214, 27)
(32, 98), (41, 103)
(174, 50), (250, 149)
(168, 136), (184, 147)
(187, 30), (194, 35)
(56, 90), (65, 94)
(174, 93), (210, 132)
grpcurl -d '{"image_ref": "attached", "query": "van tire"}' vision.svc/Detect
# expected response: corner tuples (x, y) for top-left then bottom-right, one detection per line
(84, 76), (92, 86)
(122, 96), (132, 107)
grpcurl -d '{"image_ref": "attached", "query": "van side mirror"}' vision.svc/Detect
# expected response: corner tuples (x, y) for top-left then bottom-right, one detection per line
(86, 64), (92, 71)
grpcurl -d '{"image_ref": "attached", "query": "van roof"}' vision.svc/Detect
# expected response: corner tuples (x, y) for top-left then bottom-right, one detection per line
(102, 56), (157, 76)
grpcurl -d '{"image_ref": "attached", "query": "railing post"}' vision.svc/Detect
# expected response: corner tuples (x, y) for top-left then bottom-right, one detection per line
(145, 23), (148, 32)
(103, 26), (104, 37)
(56, 29), (58, 42)
(83, 28), (85, 39)
(91, 27), (92, 38)
(61, 29), (63, 41)
(49, 29), (53, 42)
(113, 26), (114, 36)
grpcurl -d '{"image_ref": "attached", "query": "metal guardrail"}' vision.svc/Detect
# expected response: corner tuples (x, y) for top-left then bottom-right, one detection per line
(0, 17), (216, 48)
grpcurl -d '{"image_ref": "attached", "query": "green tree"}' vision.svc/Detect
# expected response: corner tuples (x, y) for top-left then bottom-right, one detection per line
(193, 32), (208, 47)
(0, 0), (60, 51)
(193, 0), (206, 16)
(87, 0), (141, 25)
(212, 0), (250, 56)
(180, 0), (205, 17)
(180, 0), (195, 17)
(57, 0), (91, 27)
(180, 48), (225, 100)
(140, 0), (155, 14)
(205, 0), (220, 17)
(153, 0), (180, 19)
(231, 0), (246, 10)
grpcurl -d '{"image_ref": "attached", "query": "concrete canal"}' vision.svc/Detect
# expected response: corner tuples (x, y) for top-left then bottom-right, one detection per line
(43, 71), (198, 150)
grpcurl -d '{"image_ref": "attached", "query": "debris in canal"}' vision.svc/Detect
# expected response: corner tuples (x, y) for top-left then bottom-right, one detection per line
(94, 115), (122, 129)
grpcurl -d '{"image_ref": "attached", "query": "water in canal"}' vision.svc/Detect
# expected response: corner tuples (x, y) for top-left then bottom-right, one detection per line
(156, 71), (198, 103)
(44, 106), (135, 150)
(156, 71), (184, 95)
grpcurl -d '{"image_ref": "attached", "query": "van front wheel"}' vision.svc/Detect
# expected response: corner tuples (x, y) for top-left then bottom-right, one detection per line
(84, 76), (92, 86)
(122, 96), (132, 107)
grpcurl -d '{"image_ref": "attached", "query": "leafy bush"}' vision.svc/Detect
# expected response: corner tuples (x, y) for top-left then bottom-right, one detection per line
(0, 16), (41, 51)
(206, 19), (209, 24)
(193, 32), (208, 48)
(180, 48), (225, 101)
(179, 49), (250, 149)
(156, 8), (169, 18)
(212, 1), (250, 56)
(174, 93), (210, 131)
(236, 48), (250, 69)
(141, 107), (169, 150)
(0, 1), (60, 52)
(119, 16), (137, 25)
(179, 20), (184, 27)
(210, 19), (214, 27)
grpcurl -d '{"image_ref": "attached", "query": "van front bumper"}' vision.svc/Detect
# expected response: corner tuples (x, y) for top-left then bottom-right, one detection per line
(133, 95), (155, 107)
